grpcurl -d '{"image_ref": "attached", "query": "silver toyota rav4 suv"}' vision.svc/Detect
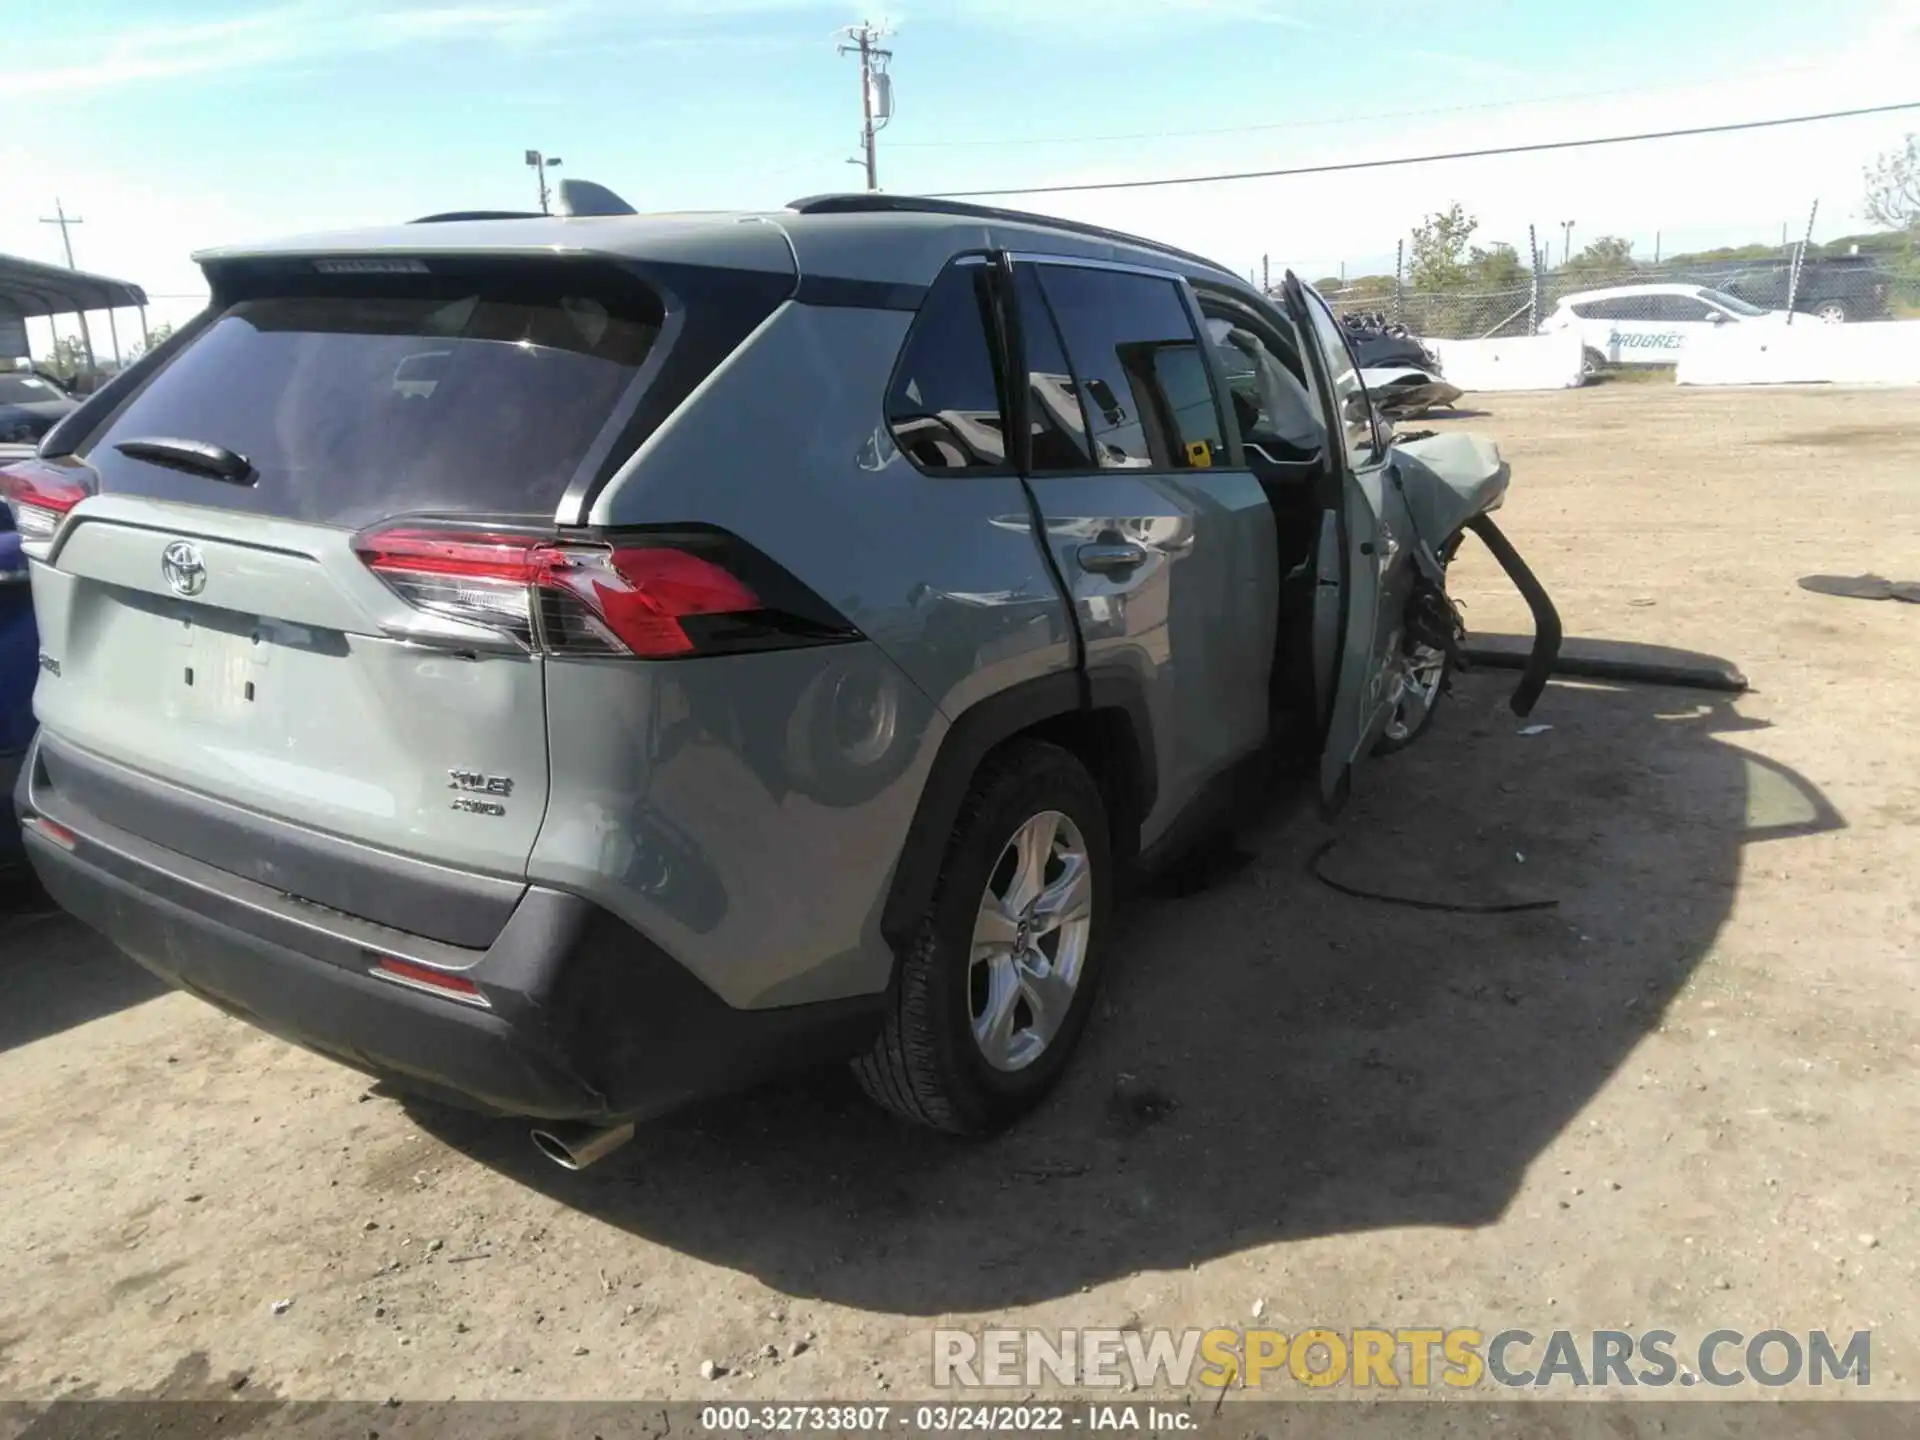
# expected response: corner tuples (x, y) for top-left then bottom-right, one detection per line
(8, 192), (1454, 1163)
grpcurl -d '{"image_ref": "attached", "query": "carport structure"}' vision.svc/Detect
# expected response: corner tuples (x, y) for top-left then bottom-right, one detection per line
(0, 250), (149, 373)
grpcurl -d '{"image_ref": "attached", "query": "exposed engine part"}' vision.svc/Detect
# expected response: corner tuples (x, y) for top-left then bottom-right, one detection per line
(1405, 577), (1466, 665)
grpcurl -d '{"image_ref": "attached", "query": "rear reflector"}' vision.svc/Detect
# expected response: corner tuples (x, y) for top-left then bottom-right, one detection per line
(353, 521), (854, 660)
(0, 459), (92, 542)
(23, 817), (79, 851)
(370, 956), (490, 1007)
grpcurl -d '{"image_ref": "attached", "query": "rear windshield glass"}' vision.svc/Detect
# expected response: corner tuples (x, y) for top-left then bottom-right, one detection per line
(84, 262), (665, 528)
(0, 374), (67, 405)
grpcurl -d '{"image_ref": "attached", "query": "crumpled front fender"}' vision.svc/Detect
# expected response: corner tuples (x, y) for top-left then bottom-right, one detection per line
(1389, 431), (1512, 550)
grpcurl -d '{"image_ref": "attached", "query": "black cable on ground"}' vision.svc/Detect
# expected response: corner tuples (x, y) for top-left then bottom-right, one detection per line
(1309, 837), (1560, 915)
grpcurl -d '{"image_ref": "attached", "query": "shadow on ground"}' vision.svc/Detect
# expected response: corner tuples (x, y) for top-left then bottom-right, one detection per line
(408, 669), (1840, 1316)
(0, 865), (169, 1054)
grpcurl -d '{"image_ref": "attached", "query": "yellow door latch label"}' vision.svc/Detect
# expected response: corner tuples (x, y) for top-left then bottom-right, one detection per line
(1186, 440), (1213, 468)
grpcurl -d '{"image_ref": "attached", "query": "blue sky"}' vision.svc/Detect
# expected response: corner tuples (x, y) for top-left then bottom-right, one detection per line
(4, 0), (1917, 342)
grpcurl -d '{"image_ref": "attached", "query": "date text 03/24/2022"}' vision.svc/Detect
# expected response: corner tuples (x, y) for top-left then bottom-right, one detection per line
(698, 1405), (1193, 1433)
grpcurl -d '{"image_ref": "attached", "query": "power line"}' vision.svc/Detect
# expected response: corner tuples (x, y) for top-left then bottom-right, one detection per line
(930, 100), (1920, 199)
(889, 65), (1832, 150)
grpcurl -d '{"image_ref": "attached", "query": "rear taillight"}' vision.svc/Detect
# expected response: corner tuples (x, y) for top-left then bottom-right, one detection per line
(354, 527), (545, 640)
(536, 544), (759, 657)
(353, 521), (854, 659)
(0, 459), (92, 541)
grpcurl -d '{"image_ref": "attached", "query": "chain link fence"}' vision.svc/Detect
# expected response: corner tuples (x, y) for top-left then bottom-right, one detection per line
(1310, 237), (1920, 342)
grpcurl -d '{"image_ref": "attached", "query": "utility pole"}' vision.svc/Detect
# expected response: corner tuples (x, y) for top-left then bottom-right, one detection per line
(1560, 219), (1576, 268)
(40, 197), (96, 374)
(1262, 254), (1270, 293)
(839, 21), (893, 192)
(524, 150), (564, 214)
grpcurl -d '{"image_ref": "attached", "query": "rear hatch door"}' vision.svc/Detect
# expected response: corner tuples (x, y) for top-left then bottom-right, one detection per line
(19, 256), (691, 934)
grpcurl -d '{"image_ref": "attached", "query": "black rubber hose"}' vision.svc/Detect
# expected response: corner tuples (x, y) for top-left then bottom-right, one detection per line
(1465, 513), (1563, 718)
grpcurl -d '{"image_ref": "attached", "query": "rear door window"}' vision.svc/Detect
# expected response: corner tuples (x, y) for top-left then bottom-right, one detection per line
(83, 261), (673, 529)
(1010, 265), (1095, 473)
(1031, 264), (1227, 471)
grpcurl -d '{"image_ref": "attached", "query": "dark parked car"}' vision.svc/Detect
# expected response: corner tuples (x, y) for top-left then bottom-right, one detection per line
(1, 512), (34, 867)
(1715, 256), (1892, 324)
(0, 372), (79, 445)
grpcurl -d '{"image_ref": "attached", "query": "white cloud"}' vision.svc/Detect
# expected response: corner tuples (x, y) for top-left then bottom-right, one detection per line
(932, 0), (1317, 35)
(8, 3), (566, 100)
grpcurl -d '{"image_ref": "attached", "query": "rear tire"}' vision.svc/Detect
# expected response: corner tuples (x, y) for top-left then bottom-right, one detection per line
(852, 739), (1111, 1135)
(1813, 301), (1849, 325)
(1581, 347), (1606, 379)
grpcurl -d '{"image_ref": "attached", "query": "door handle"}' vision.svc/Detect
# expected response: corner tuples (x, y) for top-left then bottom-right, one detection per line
(1077, 541), (1148, 574)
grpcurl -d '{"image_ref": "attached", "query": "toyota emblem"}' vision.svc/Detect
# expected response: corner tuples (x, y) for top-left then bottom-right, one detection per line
(161, 540), (208, 597)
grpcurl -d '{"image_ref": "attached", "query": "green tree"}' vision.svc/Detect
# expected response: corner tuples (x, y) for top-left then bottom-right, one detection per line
(1467, 241), (1528, 289)
(1664, 242), (1778, 265)
(1409, 203), (1479, 292)
(1344, 274), (1398, 300)
(1562, 236), (1636, 282)
(1864, 134), (1919, 233)
(36, 334), (92, 383)
(127, 321), (175, 360)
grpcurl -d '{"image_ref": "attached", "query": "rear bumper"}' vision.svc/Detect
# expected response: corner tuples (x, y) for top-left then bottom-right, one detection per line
(13, 739), (882, 1123)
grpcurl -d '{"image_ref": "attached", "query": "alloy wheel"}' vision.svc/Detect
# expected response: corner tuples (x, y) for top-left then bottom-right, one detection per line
(1381, 642), (1449, 745)
(968, 810), (1093, 1072)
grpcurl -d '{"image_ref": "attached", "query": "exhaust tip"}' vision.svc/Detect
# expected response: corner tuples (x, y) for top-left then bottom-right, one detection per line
(530, 1120), (635, 1171)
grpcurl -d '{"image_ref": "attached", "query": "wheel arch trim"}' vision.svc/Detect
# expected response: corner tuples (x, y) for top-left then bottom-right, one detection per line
(878, 668), (1156, 958)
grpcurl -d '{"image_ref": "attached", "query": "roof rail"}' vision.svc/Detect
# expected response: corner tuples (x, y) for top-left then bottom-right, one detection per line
(785, 193), (1233, 277)
(411, 209), (546, 224)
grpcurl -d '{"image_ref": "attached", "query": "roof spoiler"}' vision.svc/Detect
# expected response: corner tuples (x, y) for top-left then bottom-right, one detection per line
(408, 179), (638, 225)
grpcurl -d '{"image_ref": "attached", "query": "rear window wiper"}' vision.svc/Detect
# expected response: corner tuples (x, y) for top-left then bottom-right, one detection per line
(113, 436), (256, 486)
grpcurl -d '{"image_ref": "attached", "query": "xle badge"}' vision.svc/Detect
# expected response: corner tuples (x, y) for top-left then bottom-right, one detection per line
(449, 769), (513, 817)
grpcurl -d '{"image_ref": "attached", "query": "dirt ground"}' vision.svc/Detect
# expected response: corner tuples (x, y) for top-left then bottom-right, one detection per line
(2, 383), (1918, 1408)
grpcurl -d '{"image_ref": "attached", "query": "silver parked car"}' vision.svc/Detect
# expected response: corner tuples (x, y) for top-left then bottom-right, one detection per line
(5, 191), (1554, 1167)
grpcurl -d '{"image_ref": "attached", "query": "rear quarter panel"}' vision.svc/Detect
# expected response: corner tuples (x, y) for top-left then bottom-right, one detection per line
(540, 301), (1079, 1008)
